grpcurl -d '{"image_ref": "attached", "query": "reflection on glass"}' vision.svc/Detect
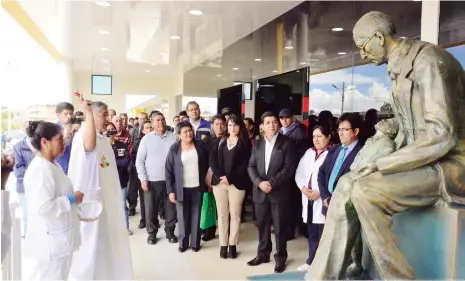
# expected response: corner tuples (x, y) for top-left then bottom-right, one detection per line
(309, 63), (391, 116)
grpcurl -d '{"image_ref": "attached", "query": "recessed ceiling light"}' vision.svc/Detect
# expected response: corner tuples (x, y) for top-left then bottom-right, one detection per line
(216, 74), (222, 78)
(145, 70), (151, 73)
(150, 62), (157, 66)
(232, 67), (239, 71)
(95, 1), (111, 7)
(401, 36), (406, 39)
(332, 27), (344, 32)
(284, 45), (294, 50)
(170, 35), (181, 40)
(254, 58), (262, 62)
(101, 48), (110, 51)
(338, 52), (347, 55)
(189, 10), (203, 16)
(272, 70), (278, 73)
(299, 62), (307, 65)
(98, 30), (110, 34)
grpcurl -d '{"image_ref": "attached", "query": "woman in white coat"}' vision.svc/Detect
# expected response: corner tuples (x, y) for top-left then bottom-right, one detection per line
(23, 122), (84, 280)
(294, 125), (331, 272)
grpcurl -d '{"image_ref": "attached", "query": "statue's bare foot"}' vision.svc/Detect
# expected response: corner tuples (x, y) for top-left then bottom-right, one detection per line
(345, 263), (364, 280)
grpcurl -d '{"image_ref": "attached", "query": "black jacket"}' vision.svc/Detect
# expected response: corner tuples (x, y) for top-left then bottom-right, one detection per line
(247, 134), (297, 204)
(111, 140), (130, 188)
(280, 121), (308, 158)
(165, 140), (209, 202)
(209, 138), (252, 190)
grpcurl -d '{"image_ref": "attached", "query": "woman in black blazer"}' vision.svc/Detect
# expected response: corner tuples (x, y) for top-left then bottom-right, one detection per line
(165, 122), (209, 252)
(209, 114), (252, 259)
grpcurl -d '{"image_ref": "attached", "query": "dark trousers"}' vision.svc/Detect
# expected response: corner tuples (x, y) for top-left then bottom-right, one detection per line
(176, 187), (202, 249)
(144, 181), (176, 234)
(286, 183), (302, 239)
(255, 197), (288, 264)
(128, 170), (145, 223)
(306, 200), (324, 265)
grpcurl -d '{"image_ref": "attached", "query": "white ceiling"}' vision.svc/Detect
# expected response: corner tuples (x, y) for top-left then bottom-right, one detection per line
(49, 1), (302, 77)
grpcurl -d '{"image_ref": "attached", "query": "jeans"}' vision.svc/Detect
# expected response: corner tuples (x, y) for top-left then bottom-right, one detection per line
(121, 187), (129, 228)
(18, 193), (27, 237)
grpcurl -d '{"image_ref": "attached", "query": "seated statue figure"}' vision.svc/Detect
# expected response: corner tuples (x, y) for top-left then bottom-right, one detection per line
(307, 119), (398, 279)
(306, 11), (465, 280)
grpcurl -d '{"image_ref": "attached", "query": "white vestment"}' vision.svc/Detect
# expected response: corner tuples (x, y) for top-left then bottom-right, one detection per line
(68, 123), (133, 280)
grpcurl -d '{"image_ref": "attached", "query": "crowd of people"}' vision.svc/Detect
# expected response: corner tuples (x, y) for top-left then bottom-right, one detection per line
(0, 94), (381, 279)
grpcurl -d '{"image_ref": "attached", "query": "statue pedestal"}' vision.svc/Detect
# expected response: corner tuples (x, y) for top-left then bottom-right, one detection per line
(367, 205), (465, 279)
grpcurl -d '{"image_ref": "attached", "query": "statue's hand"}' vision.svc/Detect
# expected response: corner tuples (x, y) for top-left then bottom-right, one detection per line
(353, 162), (378, 180)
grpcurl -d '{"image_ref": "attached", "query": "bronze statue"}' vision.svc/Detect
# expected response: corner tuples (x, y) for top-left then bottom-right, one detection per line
(306, 11), (465, 280)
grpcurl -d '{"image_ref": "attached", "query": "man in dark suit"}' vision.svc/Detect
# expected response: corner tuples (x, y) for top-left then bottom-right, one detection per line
(247, 111), (297, 273)
(318, 112), (364, 215)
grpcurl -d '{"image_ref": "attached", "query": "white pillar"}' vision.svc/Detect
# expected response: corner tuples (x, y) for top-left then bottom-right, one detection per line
(420, 0), (440, 45)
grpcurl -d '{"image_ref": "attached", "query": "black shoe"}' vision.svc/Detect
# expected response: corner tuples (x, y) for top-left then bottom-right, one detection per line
(220, 246), (228, 259)
(201, 227), (215, 241)
(191, 247), (200, 252)
(128, 209), (136, 216)
(147, 233), (157, 245)
(274, 262), (286, 273)
(247, 256), (270, 266)
(228, 245), (237, 259)
(178, 247), (187, 253)
(165, 229), (178, 244)
(138, 221), (146, 229)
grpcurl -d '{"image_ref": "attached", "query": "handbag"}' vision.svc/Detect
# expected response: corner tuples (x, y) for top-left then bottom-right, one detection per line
(200, 192), (217, 230)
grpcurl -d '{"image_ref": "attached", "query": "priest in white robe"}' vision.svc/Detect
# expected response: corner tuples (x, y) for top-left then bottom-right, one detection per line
(68, 99), (133, 280)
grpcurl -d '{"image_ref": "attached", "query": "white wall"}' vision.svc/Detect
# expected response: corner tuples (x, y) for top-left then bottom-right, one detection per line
(72, 71), (179, 113)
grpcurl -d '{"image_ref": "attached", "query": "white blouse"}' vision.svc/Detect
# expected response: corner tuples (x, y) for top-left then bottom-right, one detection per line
(181, 148), (200, 188)
(295, 148), (329, 224)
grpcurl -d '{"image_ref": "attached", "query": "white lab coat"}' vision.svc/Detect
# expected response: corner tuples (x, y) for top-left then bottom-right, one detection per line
(68, 123), (133, 280)
(23, 156), (81, 280)
(295, 148), (328, 224)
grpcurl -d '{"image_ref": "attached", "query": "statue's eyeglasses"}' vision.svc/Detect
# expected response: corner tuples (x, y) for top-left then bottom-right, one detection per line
(358, 32), (376, 53)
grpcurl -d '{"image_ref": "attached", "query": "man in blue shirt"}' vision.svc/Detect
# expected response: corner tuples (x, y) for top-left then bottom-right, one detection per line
(55, 102), (74, 174)
(186, 101), (211, 140)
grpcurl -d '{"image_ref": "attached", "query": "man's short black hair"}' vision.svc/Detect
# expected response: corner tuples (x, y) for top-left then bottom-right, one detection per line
(179, 110), (187, 116)
(74, 111), (84, 117)
(338, 112), (364, 130)
(173, 116), (180, 121)
(56, 102), (74, 114)
(244, 117), (254, 126)
(186, 101), (200, 111)
(261, 111), (278, 122)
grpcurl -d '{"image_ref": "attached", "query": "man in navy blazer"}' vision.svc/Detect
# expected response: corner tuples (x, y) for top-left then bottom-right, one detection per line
(318, 113), (364, 215)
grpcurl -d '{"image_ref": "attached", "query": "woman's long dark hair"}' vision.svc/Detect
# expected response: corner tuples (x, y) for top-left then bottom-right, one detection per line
(224, 114), (250, 147)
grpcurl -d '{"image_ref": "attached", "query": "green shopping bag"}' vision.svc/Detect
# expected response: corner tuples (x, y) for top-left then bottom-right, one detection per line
(200, 192), (217, 230)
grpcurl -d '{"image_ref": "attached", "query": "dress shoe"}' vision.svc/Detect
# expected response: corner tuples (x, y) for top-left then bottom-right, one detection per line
(165, 229), (178, 243)
(247, 256), (270, 266)
(274, 262), (286, 273)
(228, 245), (237, 259)
(138, 221), (146, 229)
(191, 247), (200, 252)
(178, 247), (187, 253)
(220, 246), (228, 259)
(201, 227), (216, 241)
(128, 209), (136, 216)
(147, 233), (157, 245)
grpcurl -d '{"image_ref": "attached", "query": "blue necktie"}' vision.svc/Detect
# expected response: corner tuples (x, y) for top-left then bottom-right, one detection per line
(328, 146), (348, 193)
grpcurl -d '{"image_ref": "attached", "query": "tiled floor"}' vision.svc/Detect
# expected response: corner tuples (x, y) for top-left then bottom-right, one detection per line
(128, 212), (308, 280)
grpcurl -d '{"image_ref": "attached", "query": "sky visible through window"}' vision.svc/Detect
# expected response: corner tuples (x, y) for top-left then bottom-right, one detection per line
(309, 45), (465, 115)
